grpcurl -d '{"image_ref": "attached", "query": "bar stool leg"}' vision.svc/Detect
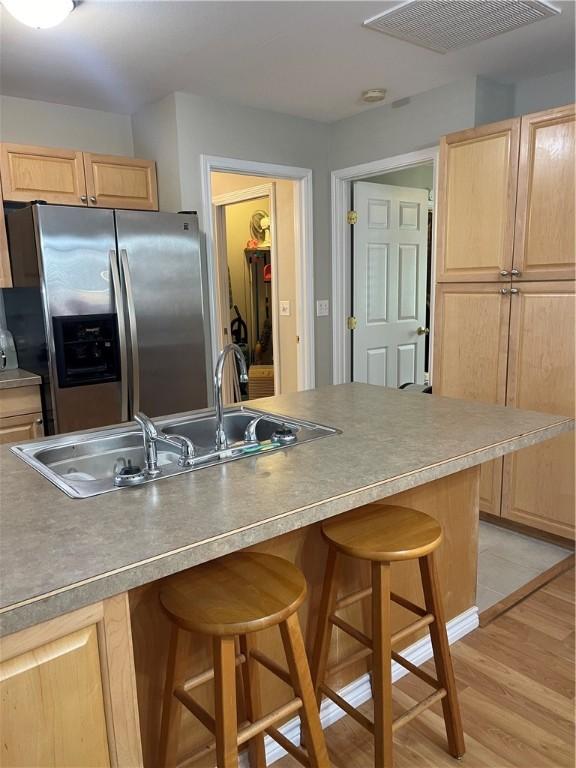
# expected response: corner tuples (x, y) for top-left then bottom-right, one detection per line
(214, 635), (240, 768)
(371, 561), (394, 768)
(159, 625), (189, 768)
(310, 546), (339, 705)
(239, 633), (267, 768)
(280, 613), (330, 768)
(419, 552), (465, 759)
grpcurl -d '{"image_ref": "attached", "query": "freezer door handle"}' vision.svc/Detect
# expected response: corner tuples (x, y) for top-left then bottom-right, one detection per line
(120, 248), (140, 415)
(109, 250), (129, 421)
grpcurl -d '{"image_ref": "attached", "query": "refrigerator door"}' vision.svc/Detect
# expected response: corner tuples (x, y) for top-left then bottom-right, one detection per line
(28, 206), (125, 433)
(115, 211), (209, 418)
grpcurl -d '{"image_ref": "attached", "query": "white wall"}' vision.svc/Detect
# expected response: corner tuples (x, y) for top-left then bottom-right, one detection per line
(0, 95), (133, 155)
(513, 68), (575, 116)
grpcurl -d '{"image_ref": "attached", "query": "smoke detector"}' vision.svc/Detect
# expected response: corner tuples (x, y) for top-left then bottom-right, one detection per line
(362, 88), (387, 103)
(363, 0), (561, 54)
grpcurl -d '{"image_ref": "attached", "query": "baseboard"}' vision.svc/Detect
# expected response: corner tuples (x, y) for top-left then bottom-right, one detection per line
(239, 605), (479, 766)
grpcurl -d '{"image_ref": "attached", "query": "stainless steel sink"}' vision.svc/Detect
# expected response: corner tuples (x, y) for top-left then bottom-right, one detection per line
(11, 406), (340, 498)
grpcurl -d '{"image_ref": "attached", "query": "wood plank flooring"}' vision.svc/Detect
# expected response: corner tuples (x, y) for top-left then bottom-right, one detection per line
(277, 568), (575, 768)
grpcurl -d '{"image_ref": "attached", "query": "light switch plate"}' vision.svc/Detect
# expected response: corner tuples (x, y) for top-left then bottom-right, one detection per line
(316, 299), (329, 317)
(279, 300), (291, 316)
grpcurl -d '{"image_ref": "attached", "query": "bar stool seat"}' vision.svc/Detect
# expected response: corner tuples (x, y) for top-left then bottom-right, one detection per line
(322, 504), (442, 561)
(160, 552), (307, 635)
(312, 504), (465, 768)
(158, 552), (329, 768)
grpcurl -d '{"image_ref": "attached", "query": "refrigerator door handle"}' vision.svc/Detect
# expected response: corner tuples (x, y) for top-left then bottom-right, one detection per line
(109, 249), (129, 422)
(119, 248), (141, 415)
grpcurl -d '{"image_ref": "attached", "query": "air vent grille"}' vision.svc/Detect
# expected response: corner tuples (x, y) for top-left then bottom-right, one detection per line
(364, 0), (561, 54)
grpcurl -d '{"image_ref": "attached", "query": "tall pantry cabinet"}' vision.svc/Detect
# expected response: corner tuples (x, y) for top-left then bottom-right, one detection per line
(433, 104), (575, 539)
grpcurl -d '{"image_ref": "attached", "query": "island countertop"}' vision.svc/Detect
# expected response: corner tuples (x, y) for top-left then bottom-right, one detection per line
(0, 383), (573, 636)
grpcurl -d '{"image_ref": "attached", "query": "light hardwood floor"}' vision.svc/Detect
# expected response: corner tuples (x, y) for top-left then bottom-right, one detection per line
(277, 568), (575, 768)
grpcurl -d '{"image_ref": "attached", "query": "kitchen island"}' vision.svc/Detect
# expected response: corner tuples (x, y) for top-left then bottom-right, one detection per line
(0, 383), (573, 767)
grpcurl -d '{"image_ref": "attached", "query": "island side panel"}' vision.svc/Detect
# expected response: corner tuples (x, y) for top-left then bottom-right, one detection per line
(129, 467), (479, 767)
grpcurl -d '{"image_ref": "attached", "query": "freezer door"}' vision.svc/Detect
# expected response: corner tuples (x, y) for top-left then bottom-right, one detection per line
(115, 210), (209, 418)
(34, 205), (125, 433)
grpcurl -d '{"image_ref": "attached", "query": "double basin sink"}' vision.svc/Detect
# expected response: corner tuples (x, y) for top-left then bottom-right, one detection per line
(11, 407), (339, 498)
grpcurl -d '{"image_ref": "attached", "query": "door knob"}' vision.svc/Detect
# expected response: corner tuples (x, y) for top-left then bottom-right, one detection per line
(89, 196), (97, 204)
(417, 326), (430, 335)
(499, 269), (509, 277)
(500, 288), (510, 294)
(511, 268), (521, 276)
(510, 287), (519, 294)
(80, 195), (88, 203)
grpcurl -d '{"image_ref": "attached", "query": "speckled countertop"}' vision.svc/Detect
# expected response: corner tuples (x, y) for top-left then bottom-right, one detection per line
(0, 384), (573, 636)
(0, 369), (41, 390)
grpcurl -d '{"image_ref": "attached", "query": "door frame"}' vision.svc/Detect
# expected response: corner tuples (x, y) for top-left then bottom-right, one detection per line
(331, 147), (439, 385)
(213, 183), (281, 395)
(201, 155), (315, 391)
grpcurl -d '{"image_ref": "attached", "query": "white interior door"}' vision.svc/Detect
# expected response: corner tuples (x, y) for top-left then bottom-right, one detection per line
(352, 181), (429, 387)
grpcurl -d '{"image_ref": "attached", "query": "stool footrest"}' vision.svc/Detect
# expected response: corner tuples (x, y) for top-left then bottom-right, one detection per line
(319, 683), (374, 734)
(390, 592), (427, 617)
(250, 648), (293, 687)
(335, 586), (372, 611)
(237, 698), (303, 746)
(329, 614), (373, 648)
(391, 651), (441, 690)
(183, 654), (246, 692)
(327, 646), (373, 677)
(174, 686), (216, 734)
(391, 614), (434, 646)
(392, 688), (447, 732)
(266, 726), (309, 766)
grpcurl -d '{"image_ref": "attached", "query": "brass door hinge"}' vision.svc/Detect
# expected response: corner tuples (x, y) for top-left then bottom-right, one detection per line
(347, 210), (358, 225)
(347, 316), (357, 330)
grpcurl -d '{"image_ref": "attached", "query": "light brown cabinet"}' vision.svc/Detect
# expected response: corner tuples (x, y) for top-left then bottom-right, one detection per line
(0, 173), (10, 288)
(502, 282), (575, 538)
(0, 142), (158, 211)
(436, 119), (520, 283)
(0, 385), (44, 445)
(434, 104), (576, 539)
(0, 594), (143, 768)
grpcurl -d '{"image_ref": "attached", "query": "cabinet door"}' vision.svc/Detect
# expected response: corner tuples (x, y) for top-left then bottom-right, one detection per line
(0, 173), (11, 288)
(0, 595), (143, 768)
(433, 283), (511, 516)
(513, 105), (575, 281)
(0, 143), (87, 205)
(436, 119), (520, 283)
(0, 412), (44, 444)
(84, 153), (158, 210)
(502, 282), (575, 539)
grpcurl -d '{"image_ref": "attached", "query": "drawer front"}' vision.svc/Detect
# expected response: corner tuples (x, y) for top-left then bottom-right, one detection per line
(0, 386), (42, 418)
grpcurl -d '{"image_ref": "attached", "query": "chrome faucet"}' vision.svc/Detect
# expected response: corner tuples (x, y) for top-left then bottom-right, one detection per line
(135, 412), (196, 475)
(214, 344), (248, 450)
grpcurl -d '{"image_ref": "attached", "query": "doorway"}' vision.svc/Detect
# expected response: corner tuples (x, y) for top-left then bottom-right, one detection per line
(331, 148), (438, 387)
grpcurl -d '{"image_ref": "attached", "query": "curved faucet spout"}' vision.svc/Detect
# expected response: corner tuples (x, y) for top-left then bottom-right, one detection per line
(214, 344), (248, 450)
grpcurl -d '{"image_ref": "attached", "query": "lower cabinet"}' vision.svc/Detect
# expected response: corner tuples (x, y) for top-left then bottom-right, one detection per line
(0, 595), (143, 768)
(0, 385), (44, 445)
(502, 282), (575, 538)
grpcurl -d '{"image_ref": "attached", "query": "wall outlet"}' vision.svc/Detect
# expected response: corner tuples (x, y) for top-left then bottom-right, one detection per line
(316, 299), (329, 317)
(279, 300), (291, 316)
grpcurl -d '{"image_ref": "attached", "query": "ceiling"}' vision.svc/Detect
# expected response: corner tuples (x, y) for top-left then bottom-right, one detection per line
(0, 0), (574, 122)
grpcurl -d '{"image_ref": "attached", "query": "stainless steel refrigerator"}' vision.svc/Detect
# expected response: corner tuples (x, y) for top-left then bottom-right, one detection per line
(4, 204), (210, 435)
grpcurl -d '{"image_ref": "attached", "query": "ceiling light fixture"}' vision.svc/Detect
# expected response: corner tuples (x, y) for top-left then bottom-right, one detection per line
(1, 0), (75, 29)
(362, 88), (387, 104)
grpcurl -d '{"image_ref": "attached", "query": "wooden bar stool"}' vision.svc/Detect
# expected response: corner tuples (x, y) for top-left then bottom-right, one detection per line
(158, 551), (329, 768)
(311, 504), (465, 767)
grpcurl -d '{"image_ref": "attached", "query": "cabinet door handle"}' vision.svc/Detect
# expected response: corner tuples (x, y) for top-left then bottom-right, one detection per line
(80, 195), (88, 203)
(510, 268), (521, 276)
(35, 418), (43, 424)
(499, 269), (509, 277)
(510, 287), (519, 294)
(89, 196), (97, 204)
(500, 288), (509, 295)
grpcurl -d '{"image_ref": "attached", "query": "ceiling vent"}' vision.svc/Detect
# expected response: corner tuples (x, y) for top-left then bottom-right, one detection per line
(363, 0), (561, 54)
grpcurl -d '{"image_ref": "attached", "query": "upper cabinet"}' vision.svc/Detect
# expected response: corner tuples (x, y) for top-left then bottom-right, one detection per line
(436, 118), (520, 283)
(0, 143), (87, 206)
(513, 104), (575, 281)
(0, 174), (11, 288)
(83, 153), (158, 211)
(0, 143), (158, 211)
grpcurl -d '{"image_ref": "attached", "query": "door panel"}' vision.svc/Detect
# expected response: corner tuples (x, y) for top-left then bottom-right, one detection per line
(115, 211), (208, 418)
(84, 153), (158, 210)
(0, 412), (44, 445)
(433, 283), (511, 517)
(502, 282), (575, 538)
(353, 182), (429, 387)
(0, 174), (11, 287)
(0, 143), (87, 206)
(436, 119), (520, 282)
(513, 105), (575, 281)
